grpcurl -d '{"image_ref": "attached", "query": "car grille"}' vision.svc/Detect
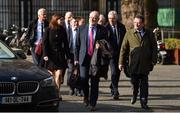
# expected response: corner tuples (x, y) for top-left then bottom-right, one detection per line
(0, 82), (15, 95)
(0, 81), (39, 95)
(17, 81), (39, 94)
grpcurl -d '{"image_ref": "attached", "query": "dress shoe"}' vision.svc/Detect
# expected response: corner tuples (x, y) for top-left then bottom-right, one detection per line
(110, 89), (114, 96)
(89, 106), (96, 111)
(131, 96), (137, 104)
(109, 85), (114, 96)
(83, 97), (89, 107)
(141, 103), (149, 109)
(140, 98), (149, 109)
(113, 95), (119, 100)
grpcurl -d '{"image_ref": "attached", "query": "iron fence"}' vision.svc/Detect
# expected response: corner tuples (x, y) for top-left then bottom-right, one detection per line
(0, 0), (120, 30)
(0, 0), (92, 29)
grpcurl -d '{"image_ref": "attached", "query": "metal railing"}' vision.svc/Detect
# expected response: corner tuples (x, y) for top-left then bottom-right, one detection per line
(0, 0), (101, 29)
(0, 0), (120, 29)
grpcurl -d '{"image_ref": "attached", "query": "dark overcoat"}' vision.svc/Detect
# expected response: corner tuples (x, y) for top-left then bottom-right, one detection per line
(26, 19), (49, 47)
(42, 26), (70, 70)
(119, 28), (157, 74)
(106, 21), (126, 59)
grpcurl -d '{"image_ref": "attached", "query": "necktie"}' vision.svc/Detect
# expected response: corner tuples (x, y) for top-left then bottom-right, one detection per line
(67, 24), (71, 40)
(88, 26), (94, 56)
(137, 31), (142, 40)
(112, 26), (117, 46)
(41, 23), (44, 37)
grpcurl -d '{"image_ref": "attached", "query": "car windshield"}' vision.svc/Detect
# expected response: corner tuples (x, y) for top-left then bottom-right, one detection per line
(0, 41), (16, 59)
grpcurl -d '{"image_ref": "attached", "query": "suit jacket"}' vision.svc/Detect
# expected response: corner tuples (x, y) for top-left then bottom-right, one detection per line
(106, 22), (126, 59)
(69, 28), (76, 54)
(74, 24), (108, 65)
(26, 18), (49, 47)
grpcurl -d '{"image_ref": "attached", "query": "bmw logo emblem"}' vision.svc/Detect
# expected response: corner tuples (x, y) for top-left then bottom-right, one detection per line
(11, 77), (17, 81)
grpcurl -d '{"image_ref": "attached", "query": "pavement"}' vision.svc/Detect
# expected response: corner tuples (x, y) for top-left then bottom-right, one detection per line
(59, 64), (180, 112)
(26, 55), (180, 112)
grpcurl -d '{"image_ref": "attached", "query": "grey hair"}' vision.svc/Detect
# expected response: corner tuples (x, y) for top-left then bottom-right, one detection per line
(108, 10), (118, 20)
(89, 11), (99, 18)
(37, 8), (46, 16)
(99, 14), (105, 20)
(65, 11), (73, 18)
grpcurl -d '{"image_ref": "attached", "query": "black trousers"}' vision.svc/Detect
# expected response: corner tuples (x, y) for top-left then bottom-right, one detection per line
(109, 57), (121, 96)
(67, 53), (74, 87)
(131, 73), (149, 103)
(79, 54), (100, 107)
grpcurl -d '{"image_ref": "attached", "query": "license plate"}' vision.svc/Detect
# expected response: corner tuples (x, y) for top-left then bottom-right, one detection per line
(1, 96), (32, 104)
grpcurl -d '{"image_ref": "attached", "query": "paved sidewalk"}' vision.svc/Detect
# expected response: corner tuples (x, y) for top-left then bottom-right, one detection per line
(59, 65), (180, 112)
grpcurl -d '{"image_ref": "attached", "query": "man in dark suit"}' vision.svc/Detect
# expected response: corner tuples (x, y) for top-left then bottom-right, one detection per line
(74, 11), (108, 111)
(67, 18), (83, 96)
(26, 8), (49, 66)
(105, 10), (126, 100)
(64, 11), (73, 42)
(64, 11), (75, 95)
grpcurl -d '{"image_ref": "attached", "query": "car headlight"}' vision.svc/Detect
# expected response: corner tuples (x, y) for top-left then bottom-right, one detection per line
(41, 76), (56, 87)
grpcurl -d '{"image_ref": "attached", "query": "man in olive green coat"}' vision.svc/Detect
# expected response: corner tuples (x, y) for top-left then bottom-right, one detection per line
(118, 15), (157, 109)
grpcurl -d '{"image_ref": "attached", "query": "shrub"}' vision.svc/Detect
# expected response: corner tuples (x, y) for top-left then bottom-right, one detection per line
(165, 38), (180, 49)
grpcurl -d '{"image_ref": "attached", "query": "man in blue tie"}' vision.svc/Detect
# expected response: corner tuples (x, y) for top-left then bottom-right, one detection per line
(105, 10), (126, 100)
(67, 18), (83, 96)
(74, 11), (108, 111)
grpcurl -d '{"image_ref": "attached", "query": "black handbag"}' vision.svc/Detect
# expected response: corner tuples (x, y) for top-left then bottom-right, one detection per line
(69, 65), (81, 89)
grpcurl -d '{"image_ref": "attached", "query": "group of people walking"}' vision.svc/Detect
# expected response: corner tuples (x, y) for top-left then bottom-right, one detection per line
(26, 8), (157, 111)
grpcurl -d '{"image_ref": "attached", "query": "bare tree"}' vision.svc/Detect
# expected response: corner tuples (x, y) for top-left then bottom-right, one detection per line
(121, 0), (158, 30)
(144, 0), (158, 29)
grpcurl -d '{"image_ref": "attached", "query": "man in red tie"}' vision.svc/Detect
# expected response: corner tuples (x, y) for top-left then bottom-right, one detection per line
(74, 11), (108, 111)
(88, 26), (94, 56)
(26, 8), (49, 66)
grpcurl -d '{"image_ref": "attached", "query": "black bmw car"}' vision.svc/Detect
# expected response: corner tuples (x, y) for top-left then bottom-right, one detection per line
(0, 40), (59, 111)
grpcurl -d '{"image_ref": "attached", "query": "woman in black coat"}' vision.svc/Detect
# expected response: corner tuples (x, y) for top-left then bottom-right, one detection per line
(42, 14), (70, 100)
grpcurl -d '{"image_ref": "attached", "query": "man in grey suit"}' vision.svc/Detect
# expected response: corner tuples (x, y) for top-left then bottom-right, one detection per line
(74, 11), (108, 111)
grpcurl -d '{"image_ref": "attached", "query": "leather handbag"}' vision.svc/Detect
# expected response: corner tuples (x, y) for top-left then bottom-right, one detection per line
(68, 65), (81, 89)
(35, 40), (42, 55)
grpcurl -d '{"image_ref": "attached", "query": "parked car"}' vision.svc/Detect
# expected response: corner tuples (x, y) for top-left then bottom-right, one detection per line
(0, 40), (59, 111)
